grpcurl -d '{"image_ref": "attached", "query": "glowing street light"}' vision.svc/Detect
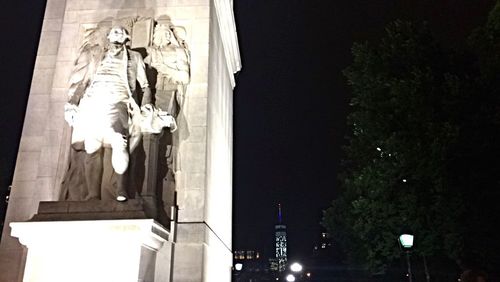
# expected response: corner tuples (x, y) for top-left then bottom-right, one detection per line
(286, 274), (296, 282)
(234, 263), (243, 271)
(399, 233), (414, 282)
(399, 234), (414, 249)
(290, 262), (303, 272)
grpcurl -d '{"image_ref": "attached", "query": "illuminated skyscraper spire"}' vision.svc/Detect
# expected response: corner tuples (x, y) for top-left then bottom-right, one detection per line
(274, 203), (287, 272)
(278, 203), (282, 224)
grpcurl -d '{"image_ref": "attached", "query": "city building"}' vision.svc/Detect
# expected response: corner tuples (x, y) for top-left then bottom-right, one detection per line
(234, 250), (261, 261)
(275, 204), (287, 272)
(233, 249), (273, 281)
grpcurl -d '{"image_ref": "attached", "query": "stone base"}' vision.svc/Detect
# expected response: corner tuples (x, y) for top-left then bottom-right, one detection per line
(31, 200), (170, 228)
(10, 219), (172, 282)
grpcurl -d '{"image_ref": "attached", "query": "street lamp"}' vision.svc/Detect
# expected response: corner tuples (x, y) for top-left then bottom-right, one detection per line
(290, 262), (303, 272)
(399, 233), (414, 282)
(286, 274), (296, 282)
(234, 263), (243, 271)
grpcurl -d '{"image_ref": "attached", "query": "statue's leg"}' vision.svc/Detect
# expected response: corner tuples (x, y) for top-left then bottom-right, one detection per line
(110, 132), (129, 201)
(115, 168), (128, 202)
(110, 133), (129, 174)
(155, 84), (179, 219)
(83, 148), (103, 200)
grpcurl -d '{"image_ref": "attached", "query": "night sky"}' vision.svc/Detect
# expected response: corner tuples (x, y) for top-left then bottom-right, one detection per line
(0, 0), (496, 262)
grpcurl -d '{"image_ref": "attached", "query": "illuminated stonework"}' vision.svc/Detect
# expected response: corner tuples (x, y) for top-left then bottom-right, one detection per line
(0, 0), (241, 281)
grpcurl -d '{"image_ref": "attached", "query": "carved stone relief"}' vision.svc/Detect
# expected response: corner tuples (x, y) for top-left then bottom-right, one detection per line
(59, 16), (191, 223)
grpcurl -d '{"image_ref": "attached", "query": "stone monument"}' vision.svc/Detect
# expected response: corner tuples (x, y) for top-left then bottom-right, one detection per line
(0, 1), (240, 281)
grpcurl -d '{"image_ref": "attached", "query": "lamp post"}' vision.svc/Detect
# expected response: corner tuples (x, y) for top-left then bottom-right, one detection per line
(232, 262), (243, 282)
(399, 233), (414, 282)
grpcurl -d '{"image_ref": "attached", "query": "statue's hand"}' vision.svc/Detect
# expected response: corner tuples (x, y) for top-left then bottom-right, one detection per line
(158, 111), (177, 132)
(64, 103), (79, 126)
(138, 104), (177, 133)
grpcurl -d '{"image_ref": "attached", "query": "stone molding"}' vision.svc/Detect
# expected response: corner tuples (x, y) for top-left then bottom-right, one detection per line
(213, 0), (241, 88)
(11, 219), (169, 250)
(10, 219), (170, 281)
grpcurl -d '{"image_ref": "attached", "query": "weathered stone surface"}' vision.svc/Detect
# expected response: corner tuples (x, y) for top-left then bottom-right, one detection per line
(58, 23), (79, 48)
(186, 83), (208, 97)
(26, 94), (50, 113)
(12, 153), (41, 183)
(35, 177), (56, 201)
(3, 197), (38, 224)
(18, 136), (44, 152)
(1, 0), (241, 281)
(33, 55), (57, 69)
(37, 31), (61, 56)
(10, 219), (169, 282)
(51, 62), (72, 88)
(0, 248), (26, 282)
(30, 68), (55, 94)
(10, 181), (37, 200)
(177, 189), (204, 222)
(44, 0), (66, 20)
(181, 142), (206, 172)
(184, 172), (204, 189)
(171, 243), (204, 282)
(31, 200), (164, 223)
(186, 97), (207, 126)
(42, 19), (64, 32)
(190, 56), (209, 84)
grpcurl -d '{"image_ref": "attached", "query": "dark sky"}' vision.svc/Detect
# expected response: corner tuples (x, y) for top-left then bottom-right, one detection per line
(0, 0), (496, 262)
(232, 0), (496, 260)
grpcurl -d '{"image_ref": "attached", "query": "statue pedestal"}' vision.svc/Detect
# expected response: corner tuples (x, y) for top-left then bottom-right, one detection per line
(10, 219), (172, 282)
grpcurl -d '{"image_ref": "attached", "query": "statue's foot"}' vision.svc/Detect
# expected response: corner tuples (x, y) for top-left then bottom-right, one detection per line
(116, 195), (128, 202)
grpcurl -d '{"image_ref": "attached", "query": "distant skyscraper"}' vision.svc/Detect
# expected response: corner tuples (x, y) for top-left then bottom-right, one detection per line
(274, 203), (287, 272)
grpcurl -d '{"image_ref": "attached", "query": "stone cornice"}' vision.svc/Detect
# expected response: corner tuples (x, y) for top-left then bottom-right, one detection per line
(213, 0), (242, 88)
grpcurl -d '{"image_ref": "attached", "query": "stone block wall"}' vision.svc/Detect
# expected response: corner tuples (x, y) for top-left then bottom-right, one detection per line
(0, 0), (240, 281)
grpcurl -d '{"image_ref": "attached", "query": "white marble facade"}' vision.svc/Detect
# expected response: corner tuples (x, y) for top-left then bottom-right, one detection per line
(0, 0), (240, 281)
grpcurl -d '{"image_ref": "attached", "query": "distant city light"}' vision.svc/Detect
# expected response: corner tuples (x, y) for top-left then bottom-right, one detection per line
(235, 263), (243, 271)
(306, 272), (311, 277)
(286, 274), (296, 282)
(290, 262), (303, 272)
(402, 179), (407, 183)
(376, 147), (382, 151)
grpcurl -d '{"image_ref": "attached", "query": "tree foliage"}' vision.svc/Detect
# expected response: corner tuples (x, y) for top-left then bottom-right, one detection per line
(323, 2), (500, 276)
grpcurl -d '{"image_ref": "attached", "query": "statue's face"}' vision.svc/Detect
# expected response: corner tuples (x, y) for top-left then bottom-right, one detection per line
(164, 29), (172, 41)
(107, 27), (129, 44)
(153, 25), (172, 47)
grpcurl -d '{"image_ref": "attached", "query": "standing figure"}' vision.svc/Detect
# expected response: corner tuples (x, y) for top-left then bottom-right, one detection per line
(147, 23), (190, 114)
(145, 23), (190, 208)
(64, 26), (152, 202)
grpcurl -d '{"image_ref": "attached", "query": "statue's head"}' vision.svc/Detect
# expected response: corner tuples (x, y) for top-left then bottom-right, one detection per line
(107, 26), (130, 44)
(152, 24), (173, 47)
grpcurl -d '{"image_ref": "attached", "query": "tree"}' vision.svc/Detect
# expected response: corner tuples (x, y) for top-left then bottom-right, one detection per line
(323, 10), (500, 276)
